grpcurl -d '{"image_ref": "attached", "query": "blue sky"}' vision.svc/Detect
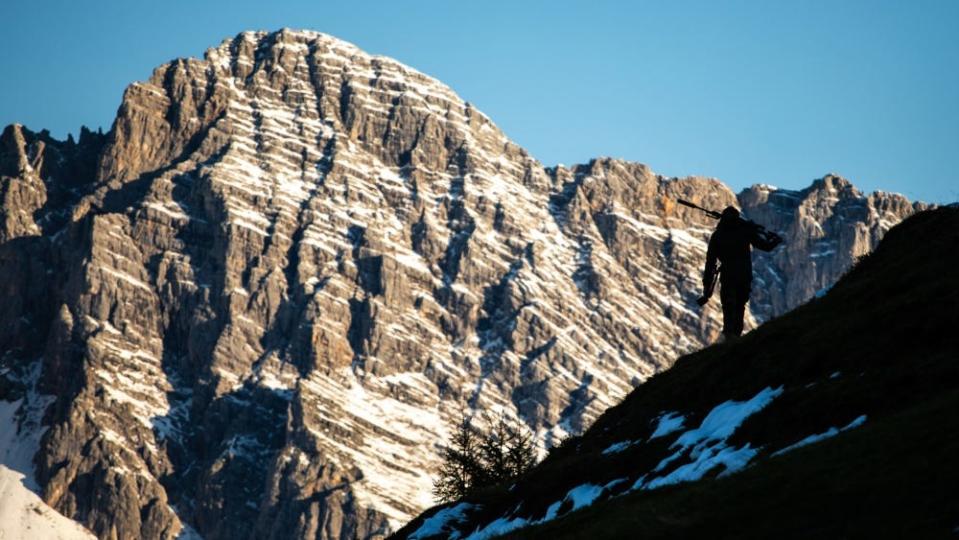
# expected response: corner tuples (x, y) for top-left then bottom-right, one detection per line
(2, 0), (956, 202)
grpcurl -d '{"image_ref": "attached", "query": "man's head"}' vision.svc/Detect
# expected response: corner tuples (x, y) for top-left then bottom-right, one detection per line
(720, 206), (740, 223)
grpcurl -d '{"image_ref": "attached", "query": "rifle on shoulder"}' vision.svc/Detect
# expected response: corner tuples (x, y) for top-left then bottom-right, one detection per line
(676, 198), (783, 244)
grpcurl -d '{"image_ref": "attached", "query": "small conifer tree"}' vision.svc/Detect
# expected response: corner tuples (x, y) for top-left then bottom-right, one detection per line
(432, 416), (483, 502)
(433, 413), (537, 502)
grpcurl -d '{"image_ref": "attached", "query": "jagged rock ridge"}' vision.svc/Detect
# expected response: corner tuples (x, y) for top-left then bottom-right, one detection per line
(0, 29), (925, 540)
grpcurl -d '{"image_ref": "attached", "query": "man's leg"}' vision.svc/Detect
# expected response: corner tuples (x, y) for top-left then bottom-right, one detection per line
(720, 285), (735, 338)
(731, 292), (747, 337)
(720, 285), (747, 339)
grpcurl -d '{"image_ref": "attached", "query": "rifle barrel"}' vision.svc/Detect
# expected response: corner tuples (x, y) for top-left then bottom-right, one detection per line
(677, 199), (721, 219)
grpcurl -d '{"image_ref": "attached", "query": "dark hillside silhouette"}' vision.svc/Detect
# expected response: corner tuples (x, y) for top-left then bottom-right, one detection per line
(393, 207), (959, 539)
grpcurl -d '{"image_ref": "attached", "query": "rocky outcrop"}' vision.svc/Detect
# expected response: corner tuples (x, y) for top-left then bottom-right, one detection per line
(0, 29), (925, 540)
(739, 177), (927, 319)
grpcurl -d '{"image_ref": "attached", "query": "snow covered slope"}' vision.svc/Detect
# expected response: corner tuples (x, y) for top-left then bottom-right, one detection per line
(0, 29), (925, 540)
(0, 395), (96, 540)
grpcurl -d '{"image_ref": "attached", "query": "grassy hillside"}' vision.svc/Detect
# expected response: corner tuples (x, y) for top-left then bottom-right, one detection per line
(393, 207), (959, 539)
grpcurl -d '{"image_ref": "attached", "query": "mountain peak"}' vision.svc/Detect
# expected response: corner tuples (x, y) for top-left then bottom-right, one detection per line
(0, 29), (927, 540)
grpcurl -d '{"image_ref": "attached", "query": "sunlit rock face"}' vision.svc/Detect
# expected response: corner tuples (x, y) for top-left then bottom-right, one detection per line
(0, 29), (924, 539)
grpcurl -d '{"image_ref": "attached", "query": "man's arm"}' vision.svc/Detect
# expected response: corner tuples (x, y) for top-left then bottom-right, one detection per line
(698, 234), (719, 306)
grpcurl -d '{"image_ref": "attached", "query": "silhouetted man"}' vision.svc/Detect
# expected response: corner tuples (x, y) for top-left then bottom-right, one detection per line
(698, 206), (782, 340)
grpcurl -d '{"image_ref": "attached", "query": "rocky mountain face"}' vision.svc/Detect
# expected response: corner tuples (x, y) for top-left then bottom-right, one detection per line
(0, 29), (926, 540)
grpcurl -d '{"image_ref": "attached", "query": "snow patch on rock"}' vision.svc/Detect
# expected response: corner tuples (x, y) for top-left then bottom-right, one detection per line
(409, 502), (473, 540)
(771, 415), (867, 457)
(649, 411), (685, 439)
(635, 386), (783, 490)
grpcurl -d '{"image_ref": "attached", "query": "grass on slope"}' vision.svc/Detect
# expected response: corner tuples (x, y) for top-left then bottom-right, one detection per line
(509, 388), (959, 539)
